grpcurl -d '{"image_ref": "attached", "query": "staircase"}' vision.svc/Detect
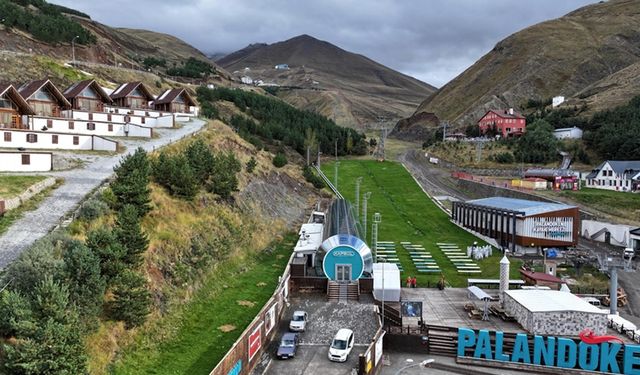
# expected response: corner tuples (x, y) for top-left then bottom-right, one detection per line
(327, 280), (360, 302)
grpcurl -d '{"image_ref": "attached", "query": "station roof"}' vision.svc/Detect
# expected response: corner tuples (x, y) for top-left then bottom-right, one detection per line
(506, 290), (607, 314)
(293, 223), (323, 253)
(465, 197), (576, 216)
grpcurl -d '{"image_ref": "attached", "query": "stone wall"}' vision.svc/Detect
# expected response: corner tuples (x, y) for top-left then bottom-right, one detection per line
(504, 293), (607, 336)
(0, 177), (56, 213)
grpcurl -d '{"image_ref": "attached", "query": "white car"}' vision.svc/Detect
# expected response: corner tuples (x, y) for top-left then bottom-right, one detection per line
(289, 311), (308, 332)
(328, 329), (354, 362)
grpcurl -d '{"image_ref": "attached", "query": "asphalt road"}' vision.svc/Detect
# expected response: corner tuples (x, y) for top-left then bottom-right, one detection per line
(0, 118), (206, 269)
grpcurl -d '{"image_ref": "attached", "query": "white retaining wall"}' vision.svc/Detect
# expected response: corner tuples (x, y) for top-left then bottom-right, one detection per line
(0, 151), (52, 172)
(32, 117), (152, 138)
(62, 109), (173, 128)
(0, 129), (117, 152)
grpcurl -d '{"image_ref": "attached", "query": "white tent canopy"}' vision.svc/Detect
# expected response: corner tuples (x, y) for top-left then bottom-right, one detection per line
(373, 263), (401, 302)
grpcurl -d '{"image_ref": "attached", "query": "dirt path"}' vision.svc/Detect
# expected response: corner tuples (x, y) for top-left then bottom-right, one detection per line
(0, 119), (207, 269)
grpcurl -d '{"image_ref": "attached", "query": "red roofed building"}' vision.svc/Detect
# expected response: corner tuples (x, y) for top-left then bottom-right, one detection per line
(478, 108), (526, 138)
(519, 268), (564, 290)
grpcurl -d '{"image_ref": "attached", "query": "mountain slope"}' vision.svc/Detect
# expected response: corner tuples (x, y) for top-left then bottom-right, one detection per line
(217, 34), (436, 128)
(412, 0), (640, 129)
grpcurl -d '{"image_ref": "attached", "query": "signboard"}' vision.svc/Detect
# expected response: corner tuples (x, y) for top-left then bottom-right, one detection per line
(227, 360), (242, 375)
(248, 323), (263, 362)
(264, 304), (276, 335)
(401, 301), (423, 318)
(523, 217), (573, 242)
(282, 275), (290, 299)
(374, 331), (385, 366)
(457, 328), (640, 374)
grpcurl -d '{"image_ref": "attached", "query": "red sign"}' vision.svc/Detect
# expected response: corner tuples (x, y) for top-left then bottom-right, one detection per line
(248, 324), (262, 361)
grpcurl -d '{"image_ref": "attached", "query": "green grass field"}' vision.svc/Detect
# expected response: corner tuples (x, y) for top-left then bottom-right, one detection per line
(322, 160), (521, 287)
(112, 234), (296, 375)
(0, 175), (46, 199)
(559, 188), (640, 223)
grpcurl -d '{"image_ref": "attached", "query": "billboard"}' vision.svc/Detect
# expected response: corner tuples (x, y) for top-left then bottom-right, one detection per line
(248, 323), (263, 362)
(264, 304), (276, 335)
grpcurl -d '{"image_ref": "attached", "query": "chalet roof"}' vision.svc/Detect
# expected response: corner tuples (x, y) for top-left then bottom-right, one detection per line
(63, 79), (113, 103)
(153, 88), (197, 106)
(519, 269), (564, 284)
(585, 160), (640, 180)
(479, 109), (525, 121)
(110, 81), (154, 100)
(0, 83), (36, 115)
(18, 79), (71, 108)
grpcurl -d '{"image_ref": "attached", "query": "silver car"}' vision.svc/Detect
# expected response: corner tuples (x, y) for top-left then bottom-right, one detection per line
(289, 311), (308, 332)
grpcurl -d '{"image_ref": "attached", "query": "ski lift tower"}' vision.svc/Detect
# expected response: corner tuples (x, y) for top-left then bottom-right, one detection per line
(597, 249), (634, 315)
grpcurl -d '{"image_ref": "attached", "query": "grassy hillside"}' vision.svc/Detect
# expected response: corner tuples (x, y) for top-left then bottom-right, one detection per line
(414, 0), (640, 127)
(322, 160), (521, 287)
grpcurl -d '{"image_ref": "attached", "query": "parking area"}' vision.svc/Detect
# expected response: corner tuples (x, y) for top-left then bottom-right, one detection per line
(264, 293), (379, 375)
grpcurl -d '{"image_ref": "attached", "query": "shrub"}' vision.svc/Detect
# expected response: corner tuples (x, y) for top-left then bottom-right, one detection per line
(77, 198), (109, 221)
(246, 157), (257, 173)
(494, 152), (515, 164)
(272, 153), (287, 168)
(303, 166), (325, 188)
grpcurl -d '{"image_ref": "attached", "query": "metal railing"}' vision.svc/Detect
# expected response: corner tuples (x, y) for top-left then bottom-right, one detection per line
(314, 165), (344, 199)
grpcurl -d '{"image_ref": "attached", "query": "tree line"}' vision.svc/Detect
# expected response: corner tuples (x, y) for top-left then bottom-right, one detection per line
(196, 86), (367, 157)
(166, 57), (217, 78)
(0, 0), (96, 44)
(0, 148), (151, 373)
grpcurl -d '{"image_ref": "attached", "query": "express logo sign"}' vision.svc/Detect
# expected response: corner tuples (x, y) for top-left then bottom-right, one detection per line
(458, 328), (640, 374)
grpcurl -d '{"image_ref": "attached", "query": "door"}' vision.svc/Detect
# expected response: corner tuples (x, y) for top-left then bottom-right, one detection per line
(335, 264), (351, 282)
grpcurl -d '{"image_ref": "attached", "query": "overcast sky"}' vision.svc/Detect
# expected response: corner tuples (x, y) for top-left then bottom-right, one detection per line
(51, 0), (595, 87)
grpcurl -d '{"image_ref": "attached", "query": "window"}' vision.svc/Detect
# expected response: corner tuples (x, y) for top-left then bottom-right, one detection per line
(68, 121), (74, 130)
(26, 133), (37, 143)
(47, 119), (53, 128)
(88, 113), (93, 120)
(108, 124), (113, 132)
(141, 117), (145, 124)
(21, 154), (30, 165)
(34, 88), (54, 101)
(73, 136), (79, 145)
(52, 135), (58, 144)
(107, 114), (112, 121)
(87, 123), (95, 131)
(81, 86), (99, 98)
(4, 132), (11, 142)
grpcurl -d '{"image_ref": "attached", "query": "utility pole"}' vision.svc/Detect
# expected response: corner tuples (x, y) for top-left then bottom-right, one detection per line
(317, 150), (321, 170)
(362, 192), (371, 242)
(372, 213), (381, 262)
(442, 121), (447, 142)
(306, 146), (310, 166)
(334, 161), (340, 191)
(355, 177), (363, 220)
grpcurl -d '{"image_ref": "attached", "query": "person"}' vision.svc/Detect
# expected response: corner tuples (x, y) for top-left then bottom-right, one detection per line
(411, 277), (417, 288)
(406, 276), (412, 288)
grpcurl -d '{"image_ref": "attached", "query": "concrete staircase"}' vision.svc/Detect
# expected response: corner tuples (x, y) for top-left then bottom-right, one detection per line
(327, 280), (360, 302)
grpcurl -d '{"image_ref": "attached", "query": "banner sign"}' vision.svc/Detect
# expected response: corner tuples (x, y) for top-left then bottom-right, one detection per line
(248, 323), (263, 362)
(457, 328), (640, 374)
(227, 360), (242, 375)
(401, 301), (423, 318)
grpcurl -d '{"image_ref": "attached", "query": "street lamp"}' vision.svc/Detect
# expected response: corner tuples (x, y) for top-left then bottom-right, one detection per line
(395, 359), (435, 375)
(71, 35), (79, 66)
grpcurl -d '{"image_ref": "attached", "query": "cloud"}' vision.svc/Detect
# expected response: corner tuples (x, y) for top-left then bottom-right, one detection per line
(50, 0), (595, 87)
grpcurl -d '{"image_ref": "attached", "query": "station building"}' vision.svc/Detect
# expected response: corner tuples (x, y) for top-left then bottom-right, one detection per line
(451, 197), (579, 253)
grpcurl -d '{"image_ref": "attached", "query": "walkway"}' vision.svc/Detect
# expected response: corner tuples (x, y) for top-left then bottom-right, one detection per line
(0, 118), (207, 269)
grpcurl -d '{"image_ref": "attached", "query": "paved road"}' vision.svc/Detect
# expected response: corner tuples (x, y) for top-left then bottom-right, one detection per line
(0, 119), (206, 269)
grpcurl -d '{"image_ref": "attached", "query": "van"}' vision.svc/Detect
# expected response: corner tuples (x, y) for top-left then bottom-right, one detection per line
(581, 297), (601, 307)
(624, 248), (635, 260)
(328, 329), (354, 362)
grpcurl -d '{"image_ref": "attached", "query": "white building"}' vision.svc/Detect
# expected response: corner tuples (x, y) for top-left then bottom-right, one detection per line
(553, 126), (583, 140)
(0, 129), (117, 152)
(585, 160), (640, 192)
(240, 76), (253, 85)
(0, 151), (52, 172)
(31, 116), (152, 138)
(552, 96), (565, 108)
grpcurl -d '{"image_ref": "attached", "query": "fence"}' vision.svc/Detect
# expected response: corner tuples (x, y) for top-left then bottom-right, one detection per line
(0, 177), (56, 214)
(208, 253), (293, 375)
(358, 324), (386, 375)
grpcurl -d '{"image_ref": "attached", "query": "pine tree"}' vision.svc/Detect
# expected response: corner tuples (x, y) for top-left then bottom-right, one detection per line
(208, 152), (241, 199)
(0, 290), (34, 338)
(107, 270), (151, 329)
(62, 242), (106, 327)
(114, 204), (150, 267)
(86, 228), (126, 284)
(185, 139), (215, 185)
(111, 147), (151, 217)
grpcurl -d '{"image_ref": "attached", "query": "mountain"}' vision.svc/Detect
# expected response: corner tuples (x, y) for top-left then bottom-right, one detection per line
(0, 1), (231, 89)
(406, 0), (640, 133)
(217, 34), (437, 128)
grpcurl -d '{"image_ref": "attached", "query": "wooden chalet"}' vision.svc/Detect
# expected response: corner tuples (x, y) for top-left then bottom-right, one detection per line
(0, 83), (35, 129)
(18, 79), (71, 117)
(110, 82), (154, 109)
(63, 79), (113, 112)
(153, 88), (196, 113)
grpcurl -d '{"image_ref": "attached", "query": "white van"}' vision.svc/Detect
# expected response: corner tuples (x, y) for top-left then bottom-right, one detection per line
(581, 297), (601, 307)
(328, 329), (354, 362)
